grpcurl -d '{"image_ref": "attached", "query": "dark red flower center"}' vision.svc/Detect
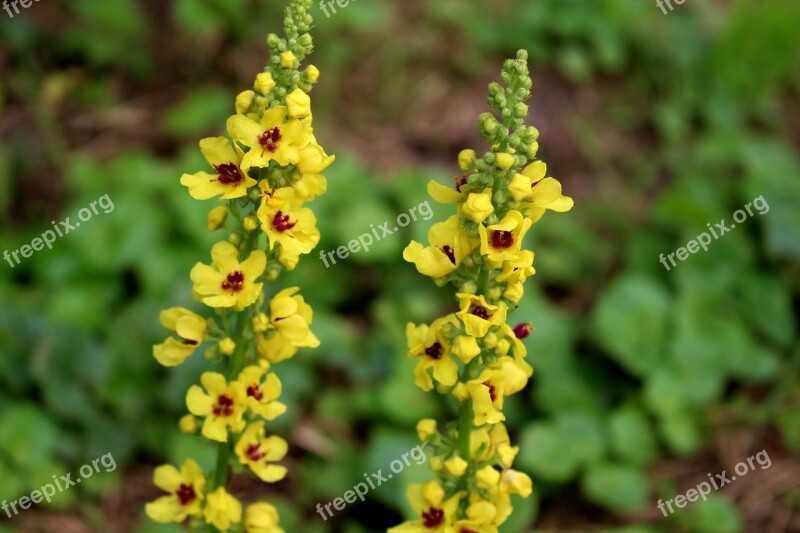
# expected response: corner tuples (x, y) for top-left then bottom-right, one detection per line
(471, 305), (490, 320)
(272, 210), (297, 232)
(175, 483), (196, 506)
(247, 384), (264, 401)
(491, 230), (514, 249)
(212, 394), (235, 417)
(246, 443), (268, 462)
(485, 381), (498, 402)
(213, 162), (244, 185)
(454, 174), (469, 192)
(258, 127), (282, 153)
(221, 271), (245, 293)
(441, 245), (456, 264)
(422, 507), (444, 528)
(181, 338), (198, 346)
(424, 342), (443, 360)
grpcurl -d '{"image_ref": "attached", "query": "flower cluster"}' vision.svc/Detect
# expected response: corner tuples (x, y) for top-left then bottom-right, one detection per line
(146, 1), (330, 531)
(391, 51), (573, 533)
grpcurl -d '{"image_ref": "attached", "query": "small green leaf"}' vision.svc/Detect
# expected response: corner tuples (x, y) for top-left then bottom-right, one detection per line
(582, 462), (650, 512)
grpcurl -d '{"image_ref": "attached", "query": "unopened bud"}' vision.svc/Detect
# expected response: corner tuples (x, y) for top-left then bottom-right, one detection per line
(458, 149), (477, 171)
(207, 206), (228, 232)
(513, 322), (534, 339)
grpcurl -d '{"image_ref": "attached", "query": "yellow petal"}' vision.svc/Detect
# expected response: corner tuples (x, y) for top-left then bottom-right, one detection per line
(199, 137), (239, 167)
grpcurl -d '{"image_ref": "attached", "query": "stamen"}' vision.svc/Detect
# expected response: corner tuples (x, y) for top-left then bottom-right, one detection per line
(212, 394), (235, 417)
(175, 483), (196, 506)
(221, 271), (245, 293)
(422, 507), (444, 528)
(213, 163), (244, 185)
(272, 211), (297, 232)
(491, 230), (514, 249)
(424, 342), (443, 360)
(441, 245), (456, 264)
(258, 127), (282, 153)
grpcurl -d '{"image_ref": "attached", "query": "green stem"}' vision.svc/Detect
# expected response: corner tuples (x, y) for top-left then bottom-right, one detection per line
(457, 398), (473, 460)
(211, 231), (260, 494)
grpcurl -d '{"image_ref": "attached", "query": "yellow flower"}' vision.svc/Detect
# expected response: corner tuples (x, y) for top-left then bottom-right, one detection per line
(451, 335), (481, 364)
(207, 206), (229, 231)
(267, 286), (319, 351)
(492, 356), (530, 396)
(219, 338), (236, 356)
(500, 469), (532, 497)
(186, 372), (247, 442)
(465, 369), (506, 426)
(427, 178), (471, 204)
(510, 161), (573, 223)
(290, 142), (334, 202)
(417, 419), (437, 441)
(462, 190), (494, 224)
(406, 315), (460, 391)
(245, 502), (285, 533)
(152, 308), (207, 367)
(476, 465), (501, 490)
(496, 250), (535, 303)
(403, 215), (478, 282)
(280, 51), (297, 68)
(388, 481), (461, 533)
(254, 72), (276, 95)
(204, 487), (242, 531)
(478, 210), (532, 267)
(145, 459), (205, 524)
(244, 216), (259, 232)
(236, 90), (256, 114)
(227, 106), (312, 170)
(452, 501), (500, 533)
(444, 455), (468, 476)
(286, 88), (311, 118)
(456, 293), (507, 338)
(180, 137), (257, 200)
(236, 366), (287, 420)
(190, 241), (266, 311)
(305, 64), (320, 83)
(458, 149), (477, 170)
(179, 415), (198, 434)
(257, 187), (320, 269)
(256, 334), (298, 364)
(235, 422), (288, 482)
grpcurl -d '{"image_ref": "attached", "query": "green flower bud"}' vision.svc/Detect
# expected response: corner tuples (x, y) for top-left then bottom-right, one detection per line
(228, 232), (242, 246)
(459, 281), (478, 294)
(488, 287), (503, 301)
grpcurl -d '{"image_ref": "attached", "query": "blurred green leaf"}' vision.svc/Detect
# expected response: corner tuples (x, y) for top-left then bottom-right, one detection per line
(581, 462), (649, 512)
(591, 275), (671, 377)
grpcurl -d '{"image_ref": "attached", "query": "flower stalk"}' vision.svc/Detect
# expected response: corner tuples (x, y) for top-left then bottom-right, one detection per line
(146, 1), (332, 531)
(392, 50), (574, 532)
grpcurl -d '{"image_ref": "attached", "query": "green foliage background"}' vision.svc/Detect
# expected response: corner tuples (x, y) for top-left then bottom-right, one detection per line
(1, 0), (798, 532)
